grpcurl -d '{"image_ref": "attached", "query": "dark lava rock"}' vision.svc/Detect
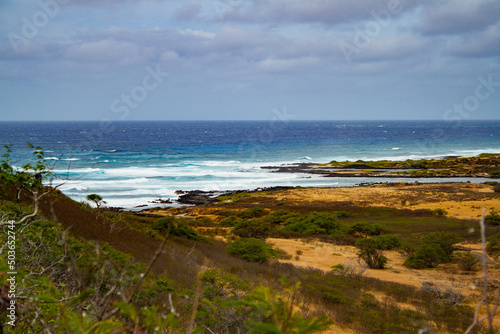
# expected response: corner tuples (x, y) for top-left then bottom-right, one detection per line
(177, 190), (218, 205)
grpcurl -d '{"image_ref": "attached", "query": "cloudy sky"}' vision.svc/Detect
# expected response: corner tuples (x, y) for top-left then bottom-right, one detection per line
(0, 0), (499, 121)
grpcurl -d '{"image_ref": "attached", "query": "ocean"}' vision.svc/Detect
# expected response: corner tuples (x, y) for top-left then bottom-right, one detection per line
(0, 120), (499, 209)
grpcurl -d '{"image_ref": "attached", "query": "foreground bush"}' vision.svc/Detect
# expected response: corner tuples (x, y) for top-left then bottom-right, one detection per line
(227, 276), (332, 333)
(228, 238), (273, 263)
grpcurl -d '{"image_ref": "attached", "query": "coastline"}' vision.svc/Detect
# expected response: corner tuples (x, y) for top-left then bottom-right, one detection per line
(132, 153), (500, 212)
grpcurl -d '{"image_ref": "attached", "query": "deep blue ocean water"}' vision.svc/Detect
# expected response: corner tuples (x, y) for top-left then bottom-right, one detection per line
(0, 120), (499, 209)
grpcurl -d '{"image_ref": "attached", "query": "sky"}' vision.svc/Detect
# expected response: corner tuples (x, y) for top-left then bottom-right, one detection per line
(0, 0), (499, 121)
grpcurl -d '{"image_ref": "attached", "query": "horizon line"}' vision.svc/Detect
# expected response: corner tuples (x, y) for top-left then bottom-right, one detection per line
(1, 119), (500, 122)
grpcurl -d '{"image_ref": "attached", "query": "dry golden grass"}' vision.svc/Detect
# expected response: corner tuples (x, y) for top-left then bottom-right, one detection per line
(268, 183), (500, 220)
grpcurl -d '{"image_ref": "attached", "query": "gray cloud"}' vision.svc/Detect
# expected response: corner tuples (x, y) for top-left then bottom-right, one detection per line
(187, 0), (419, 26)
(416, 0), (500, 36)
(447, 23), (500, 58)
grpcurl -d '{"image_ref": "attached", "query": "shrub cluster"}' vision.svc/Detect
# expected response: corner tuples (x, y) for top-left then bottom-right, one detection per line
(231, 219), (272, 239)
(228, 238), (273, 263)
(354, 234), (401, 250)
(485, 210), (500, 225)
(487, 232), (500, 256)
(348, 223), (387, 236)
(404, 232), (460, 269)
(283, 212), (341, 235)
(151, 217), (205, 241)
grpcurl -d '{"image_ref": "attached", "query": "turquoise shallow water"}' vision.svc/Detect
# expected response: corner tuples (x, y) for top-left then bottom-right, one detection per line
(0, 120), (499, 208)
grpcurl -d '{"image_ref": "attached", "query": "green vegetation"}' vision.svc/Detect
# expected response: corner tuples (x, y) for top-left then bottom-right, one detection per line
(357, 247), (388, 269)
(433, 208), (448, 216)
(228, 238), (273, 263)
(454, 252), (480, 271)
(485, 210), (500, 225)
(355, 234), (401, 250)
(354, 236), (392, 269)
(0, 142), (49, 194)
(320, 154), (500, 177)
(227, 276), (333, 334)
(404, 232), (460, 269)
(151, 216), (205, 241)
(282, 211), (341, 235)
(348, 222), (388, 236)
(232, 219), (272, 239)
(85, 193), (106, 208)
(217, 191), (250, 202)
(487, 232), (500, 256)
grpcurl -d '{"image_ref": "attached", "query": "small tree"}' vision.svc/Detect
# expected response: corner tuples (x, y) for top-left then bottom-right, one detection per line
(357, 247), (388, 269)
(454, 252), (480, 271)
(86, 193), (106, 209)
(486, 232), (500, 256)
(485, 210), (500, 225)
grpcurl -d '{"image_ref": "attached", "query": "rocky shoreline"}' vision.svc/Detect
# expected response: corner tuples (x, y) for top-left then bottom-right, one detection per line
(261, 154), (500, 179)
(124, 154), (500, 212)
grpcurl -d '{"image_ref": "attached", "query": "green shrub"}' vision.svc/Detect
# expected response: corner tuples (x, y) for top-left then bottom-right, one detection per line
(433, 208), (448, 216)
(220, 216), (239, 226)
(421, 232), (460, 261)
(231, 219), (272, 239)
(215, 210), (238, 217)
(283, 212), (340, 235)
(151, 217), (173, 233)
(485, 210), (500, 225)
(403, 256), (428, 269)
(264, 210), (297, 224)
(239, 207), (264, 219)
(403, 232), (460, 269)
(151, 217), (204, 241)
(336, 211), (349, 218)
(454, 252), (480, 271)
(228, 238), (273, 263)
(357, 247), (388, 269)
(348, 223), (387, 236)
(404, 243), (447, 268)
(487, 232), (500, 256)
(493, 183), (500, 193)
(355, 235), (401, 250)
